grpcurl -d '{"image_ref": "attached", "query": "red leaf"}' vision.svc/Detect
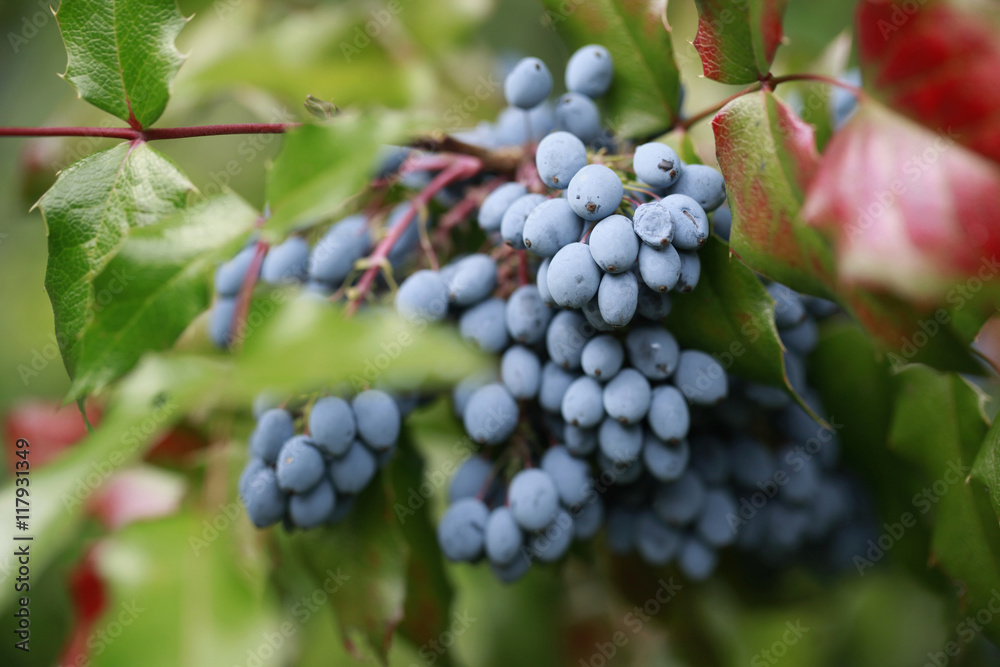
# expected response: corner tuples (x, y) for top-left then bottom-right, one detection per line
(694, 0), (789, 84)
(857, 0), (1000, 164)
(804, 101), (1000, 298)
(3, 400), (101, 469)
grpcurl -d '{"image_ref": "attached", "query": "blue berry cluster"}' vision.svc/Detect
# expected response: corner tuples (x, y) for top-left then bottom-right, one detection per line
(238, 390), (403, 529)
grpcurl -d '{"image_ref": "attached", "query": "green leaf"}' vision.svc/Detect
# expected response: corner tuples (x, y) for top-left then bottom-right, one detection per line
(56, 0), (187, 128)
(539, 0), (681, 137)
(693, 0), (789, 84)
(40, 142), (193, 391)
(388, 437), (455, 662)
(665, 236), (802, 400)
(280, 478), (407, 663)
(66, 193), (259, 401)
(889, 365), (1000, 643)
(713, 90), (834, 297)
(266, 117), (403, 236)
(973, 412), (1000, 521)
(90, 513), (284, 667)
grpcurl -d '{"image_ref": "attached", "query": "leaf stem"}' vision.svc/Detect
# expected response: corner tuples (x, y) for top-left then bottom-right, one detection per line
(346, 154), (482, 315)
(0, 123), (300, 141)
(769, 73), (866, 100)
(679, 82), (763, 130)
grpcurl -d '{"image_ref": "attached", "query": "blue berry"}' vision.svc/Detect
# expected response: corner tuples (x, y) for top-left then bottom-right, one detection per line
(309, 397), (356, 457)
(547, 242), (602, 309)
(535, 131), (587, 189)
(438, 497), (489, 561)
(479, 183), (527, 232)
(463, 383), (519, 445)
(501, 194), (546, 250)
(555, 93), (602, 143)
(523, 198), (584, 257)
(239, 458), (267, 502)
(352, 390), (401, 451)
(581, 335), (624, 380)
(459, 298), (510, 353)
(561, 376), (605, 428)
(445, 254), (497, 306)
(598, 418), (643, 464)
(589, 214), (638, 273)
(598, 271), (639, 328)
(526, 508), (574, 562)
(674, 350), (728, 405)
(276, 436), (325, 493)
(636, 283), (673, 321)
(678, 537), (718, 581)
(541, 445), (592, 506)
(567, 165), (623, 221)
(564, 423), (598, 456)
(637, 243), (681, 293)
(209, 297), (236, 349)
(328, 440), (378, 494)
(633, 143), (681, 188)
(504, 57), (553, 109)
(643, 435), (689, 482)
(632, 202), (674, 249)
(602, 368), (651, 424)
(215, 246), (257, 297)
(509, 469), (560, 531)
(676, 250), (701, 292)
(260, 237), (309, 284)
(647, 385), (690, 442)
(501, 345), (542, 399)
(536, 258), (555, 306)
(449, 456), (494, 503)
(661, 194), (709, 250)
(573, 496), (604, 539)
(250, 409), (295, 464)
(395, 270), (449, 322)
(506, 285), (552, 345)
(696, 488), (738, 547)
(636, 511), (681, 565)
(538, 361), (578, 413)
(665, 164), (726, 212)
(653, 469), (705, 525)
(309, 215), (371, 286)
(242, 467), (286, 527)
(625, 326), (679, 380)
(289, 478), (336, 529)
(565, 45), (614, 98)
(581, 295), (615, 332)
(545, 310), (594, 370)
(485, 507), (523, 564)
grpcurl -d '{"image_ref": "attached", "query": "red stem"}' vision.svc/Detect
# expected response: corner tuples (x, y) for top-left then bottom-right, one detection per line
(517, 250), (529, 286)
(769, 73), (866, 100)
(346, 154), (482, 315)
(0, 123), (299, 141)
(231, 240), (269, 347)
(680, 82), (762, 130)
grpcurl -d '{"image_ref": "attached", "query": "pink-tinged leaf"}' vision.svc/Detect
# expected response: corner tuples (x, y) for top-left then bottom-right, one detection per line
(857, 0), (1000, 165)
(694, 0), (789, 84)
(803, 101), (1000, 299)
(713, 90), (835, 297)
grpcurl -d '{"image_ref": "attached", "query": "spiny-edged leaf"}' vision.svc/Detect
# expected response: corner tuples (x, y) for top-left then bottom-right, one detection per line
(664, 236), (804, 402)
(90, 512), (284, 667)
(803, 100), (1000, 300)
(56, 0), (187, 128)
(973, 412), (1000, 521)
(41, 142), (193, 390)
(857, 0), (1000, 165)
(266, 115), (407, 236)
(388, 437), (455, 662)
(693, 0), (789, 84)
(713, 90), (834, 297)
(280, 478), (407, 663)
(66, 193), (259, 401)
(539, 0), (681, 137)
(889, 365), (1000, 643)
